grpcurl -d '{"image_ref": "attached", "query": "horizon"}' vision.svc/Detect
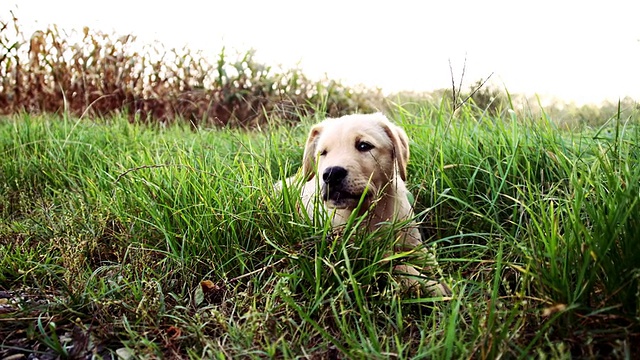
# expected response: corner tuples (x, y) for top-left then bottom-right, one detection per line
(8, 0), (640, 106)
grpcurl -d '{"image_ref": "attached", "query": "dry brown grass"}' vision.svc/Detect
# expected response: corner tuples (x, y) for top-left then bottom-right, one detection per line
(0, 12), (382, 127)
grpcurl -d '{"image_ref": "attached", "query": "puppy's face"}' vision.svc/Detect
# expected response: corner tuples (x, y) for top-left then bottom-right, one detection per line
(302, 113), (409, 210)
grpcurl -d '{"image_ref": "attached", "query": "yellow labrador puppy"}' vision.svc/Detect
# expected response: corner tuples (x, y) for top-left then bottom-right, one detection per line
(282, 113), (448, 296)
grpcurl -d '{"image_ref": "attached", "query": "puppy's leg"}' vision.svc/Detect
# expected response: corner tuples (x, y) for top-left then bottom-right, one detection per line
(394, 229), (451, 297)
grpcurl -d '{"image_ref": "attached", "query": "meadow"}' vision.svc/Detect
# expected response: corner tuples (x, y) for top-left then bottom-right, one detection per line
(1, 101), (639, 359)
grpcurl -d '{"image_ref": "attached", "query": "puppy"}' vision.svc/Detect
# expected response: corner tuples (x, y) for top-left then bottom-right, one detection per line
(281, 113), (449, 296)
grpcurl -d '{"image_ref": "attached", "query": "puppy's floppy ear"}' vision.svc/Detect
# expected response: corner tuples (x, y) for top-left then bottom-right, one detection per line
(380, 120), (410, 181)
(393, 125), (410, 180)
(301, 124), (323, 180)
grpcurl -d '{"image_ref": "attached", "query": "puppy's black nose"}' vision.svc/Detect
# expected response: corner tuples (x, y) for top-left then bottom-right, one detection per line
(322, 166), (348, 185)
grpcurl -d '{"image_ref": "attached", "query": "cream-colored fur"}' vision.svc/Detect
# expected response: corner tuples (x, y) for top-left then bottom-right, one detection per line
(281, 113), (448, 296)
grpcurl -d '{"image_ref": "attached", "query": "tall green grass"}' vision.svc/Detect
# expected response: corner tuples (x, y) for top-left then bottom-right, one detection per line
(1, 103), (639, 358)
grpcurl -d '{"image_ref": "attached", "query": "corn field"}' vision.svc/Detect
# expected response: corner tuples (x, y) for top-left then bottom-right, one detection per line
(0, 12), (381, 127)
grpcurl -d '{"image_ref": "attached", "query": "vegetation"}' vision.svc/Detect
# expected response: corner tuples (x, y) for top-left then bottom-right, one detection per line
(2, 11), (637, 130)
(1, 100), (640, 358)
(0, 12), (381, 128)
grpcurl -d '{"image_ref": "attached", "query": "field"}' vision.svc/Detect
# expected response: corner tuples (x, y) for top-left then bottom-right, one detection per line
(1, 103), (639, 359)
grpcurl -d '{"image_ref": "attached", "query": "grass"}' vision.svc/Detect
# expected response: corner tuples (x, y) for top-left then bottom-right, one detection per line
(1, 102), (639, 359)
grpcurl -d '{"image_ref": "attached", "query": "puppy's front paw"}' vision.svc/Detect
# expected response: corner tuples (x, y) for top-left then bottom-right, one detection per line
(394, 264), (451, 298)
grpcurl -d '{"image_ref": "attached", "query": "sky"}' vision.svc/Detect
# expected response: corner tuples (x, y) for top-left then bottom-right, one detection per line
(9, 0), (640, 105)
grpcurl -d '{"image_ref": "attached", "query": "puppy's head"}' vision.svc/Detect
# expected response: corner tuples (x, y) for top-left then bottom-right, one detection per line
(301, 113), (410, 210)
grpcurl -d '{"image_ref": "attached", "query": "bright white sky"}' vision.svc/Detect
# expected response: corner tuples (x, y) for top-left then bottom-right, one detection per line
(10, 0), (640, 105)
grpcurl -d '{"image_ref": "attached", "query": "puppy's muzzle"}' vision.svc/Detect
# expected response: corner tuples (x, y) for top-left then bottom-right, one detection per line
(322, 166), (349, 203)
(322, 166), (348, 186)
(321, 166), (362, 207)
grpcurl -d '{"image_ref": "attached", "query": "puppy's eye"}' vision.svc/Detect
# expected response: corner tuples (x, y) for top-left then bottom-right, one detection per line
(356, 141), (374, 152)
(319, 149), (327, 156)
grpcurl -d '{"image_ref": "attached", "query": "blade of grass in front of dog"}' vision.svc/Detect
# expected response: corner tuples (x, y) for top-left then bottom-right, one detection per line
(278, 284), (349, 355)
(443, 283), (466, 359)
(340, 237), (380, 350)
